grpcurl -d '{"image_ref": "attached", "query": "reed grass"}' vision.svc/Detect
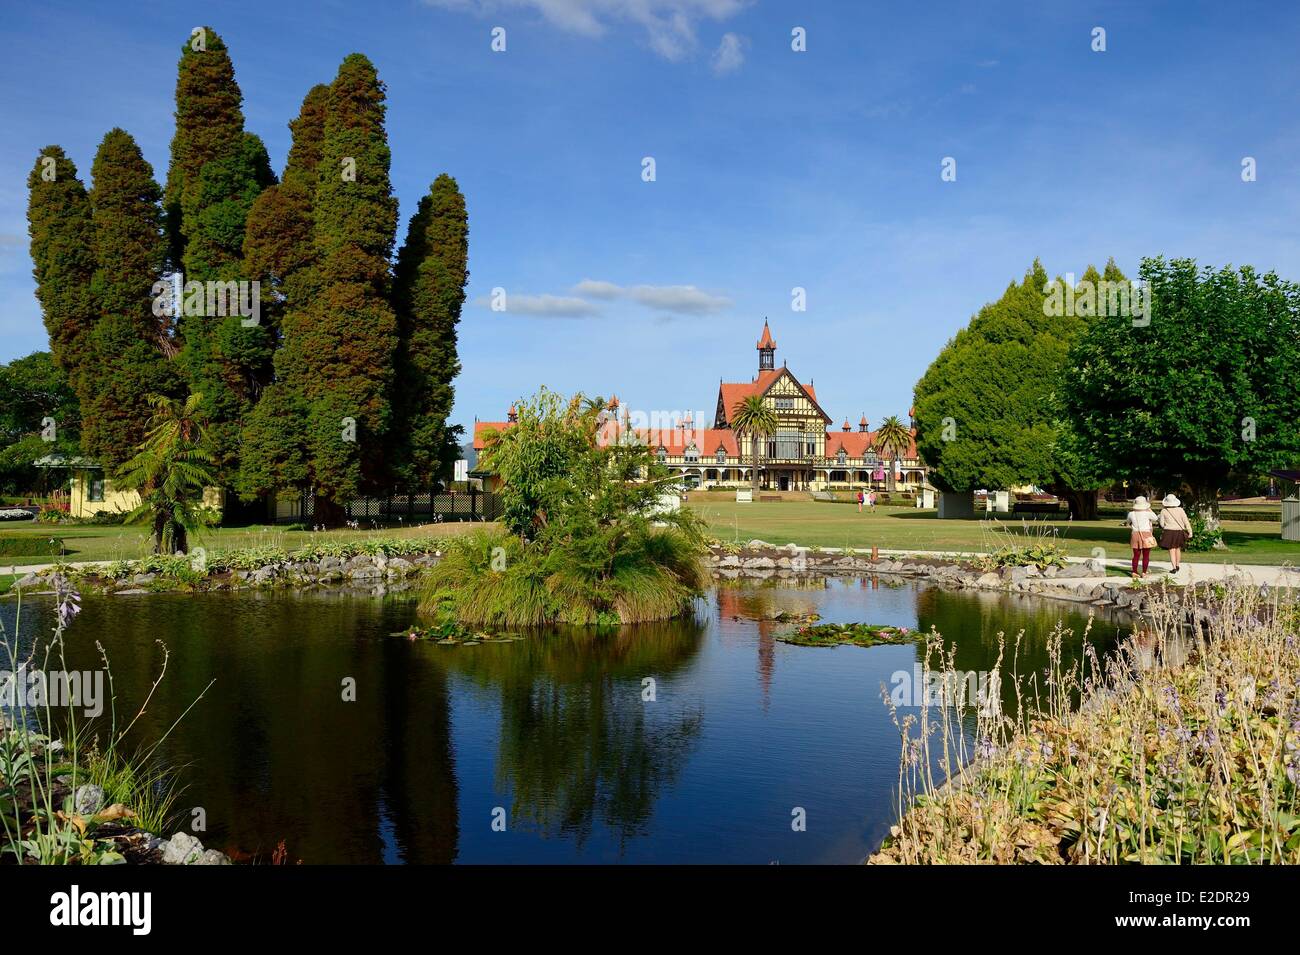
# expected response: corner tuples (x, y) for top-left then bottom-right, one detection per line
(873, 581), (1300, 864)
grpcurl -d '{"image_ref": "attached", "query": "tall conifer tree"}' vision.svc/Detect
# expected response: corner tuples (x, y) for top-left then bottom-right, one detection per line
(391, 174), (469, 484)
(164, 25), (246, 269)
(85, 129), (179, 470)
(240, 57), (398, 523)
(26, 148), (96, 394)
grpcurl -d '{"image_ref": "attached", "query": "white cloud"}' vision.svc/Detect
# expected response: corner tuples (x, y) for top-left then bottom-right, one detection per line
(487, 279), (731, 318)
(424, 0), (749, 60)
(572, 279), (730, 314)
(710, 32), (746, 75)
(571, 278), (623, 299)
(477, 292), (601, 317)
(627, 283), (730, 313)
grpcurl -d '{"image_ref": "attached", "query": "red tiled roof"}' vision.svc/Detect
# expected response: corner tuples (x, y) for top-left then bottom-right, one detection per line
(824, 428), (919, 459)
(645, 427), (741, 456)
(472, 421), (511, 450)
(756, 320), (775, 349)
(717, 368), (827, 425)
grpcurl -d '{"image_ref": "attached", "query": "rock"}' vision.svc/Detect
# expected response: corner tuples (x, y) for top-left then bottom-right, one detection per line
(718, 555), (740, 568)
(13, 572), (42, 590)
(386, 557), (414, 577)
(161, 832), (205, 865)
(319, 556), (342, 572)
(74, 783), (104, 816)
(195, 849), (231, 865)
(1043, 565), (1059, 578)
(348, 565), (382, 580)
(741, 557), (775, 570)
(746, 539), (772, 549)
(972, 572), (1000, 588)
(250, 566), (276, 585)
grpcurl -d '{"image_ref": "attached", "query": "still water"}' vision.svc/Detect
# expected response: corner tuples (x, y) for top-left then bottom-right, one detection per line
(2, 578), (1126, 864)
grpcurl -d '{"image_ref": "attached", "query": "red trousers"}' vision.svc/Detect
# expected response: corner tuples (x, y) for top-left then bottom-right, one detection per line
(1131, 548), (1150, 573)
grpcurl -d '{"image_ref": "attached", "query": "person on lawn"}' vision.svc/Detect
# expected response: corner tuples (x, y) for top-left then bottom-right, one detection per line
(1126, 495), (1158, 578)
(1157, 493), (1193, 574)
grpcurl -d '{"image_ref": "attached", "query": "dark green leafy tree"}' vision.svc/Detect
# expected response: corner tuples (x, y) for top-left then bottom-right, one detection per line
(0, 352), (81, 495)
(84, 128), (180, 471)
(913, 260), (1112, 517)
(391, 174), (469, 485)
(26, 148), (96, 392)
(1062, 257), (1300, 529)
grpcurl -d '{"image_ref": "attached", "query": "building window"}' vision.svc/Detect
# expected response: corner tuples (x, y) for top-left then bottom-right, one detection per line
(715, 448), (726, 464)
(806, 439), (816, 455)
(684, 443), (699, 463)
(88, 476), (105, 502)
(774, 397), (794, 410)
(657, 447), (667, 464)
(836, 449), (847, 466)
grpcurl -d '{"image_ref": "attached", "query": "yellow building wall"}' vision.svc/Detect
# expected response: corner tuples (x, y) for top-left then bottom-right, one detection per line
(69, 472), (224, 519)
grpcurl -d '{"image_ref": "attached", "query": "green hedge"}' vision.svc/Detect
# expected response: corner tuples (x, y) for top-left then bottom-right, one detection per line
(0, 536), (65, 558)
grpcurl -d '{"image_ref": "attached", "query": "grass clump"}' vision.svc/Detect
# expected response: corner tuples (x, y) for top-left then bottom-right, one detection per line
(778, 622), (916, 648)
(872, 583), (1300, 864)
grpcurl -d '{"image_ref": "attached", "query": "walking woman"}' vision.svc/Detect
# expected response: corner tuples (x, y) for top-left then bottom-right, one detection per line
(1158, 493), (1193, 574)
(1126, 495), (1158, 578)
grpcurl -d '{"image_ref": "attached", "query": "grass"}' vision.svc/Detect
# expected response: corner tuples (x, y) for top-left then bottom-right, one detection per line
(0, 520), (495, 569)
(871, 582), (1300, 863)
(687, 499), (1300, 566)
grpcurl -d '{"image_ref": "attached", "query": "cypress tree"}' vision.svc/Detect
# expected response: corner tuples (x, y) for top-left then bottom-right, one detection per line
(164, 26), (273, 481)
(26, 147), (96, 392)
(237, 85), (329, 503)
(164, 25), (246, 269)
(178, 129), (276, 477)
(84, 128), (180, 470)
(239, 58), (398, 523)
(391, 174), (469, 484)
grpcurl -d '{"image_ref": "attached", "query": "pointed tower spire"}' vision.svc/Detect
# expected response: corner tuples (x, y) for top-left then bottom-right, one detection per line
(757, 318), (776, 372)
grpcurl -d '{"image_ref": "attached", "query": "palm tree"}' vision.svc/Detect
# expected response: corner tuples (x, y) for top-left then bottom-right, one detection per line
(115, 393), (217, 555)
(873, 415), (912, 492)
(730, 395), (778, 495)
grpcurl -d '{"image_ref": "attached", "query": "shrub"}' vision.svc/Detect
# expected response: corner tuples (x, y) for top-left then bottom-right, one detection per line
(1186, 512), (1225, 551)
(0, 536), (64, 558)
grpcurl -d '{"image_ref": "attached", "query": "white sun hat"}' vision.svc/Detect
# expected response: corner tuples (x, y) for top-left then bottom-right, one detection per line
(1162, 494), (1181, 508)
(1133, 495), (1151, 510)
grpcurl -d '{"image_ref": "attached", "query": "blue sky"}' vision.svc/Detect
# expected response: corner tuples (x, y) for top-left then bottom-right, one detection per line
(2, 0), (1299, 437)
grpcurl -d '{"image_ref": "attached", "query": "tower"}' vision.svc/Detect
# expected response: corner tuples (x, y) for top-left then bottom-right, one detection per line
(757, 319), (775, 372)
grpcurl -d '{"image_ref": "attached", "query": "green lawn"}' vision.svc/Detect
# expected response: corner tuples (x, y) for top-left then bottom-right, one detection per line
(687, 499), (1300, 566)
(0, 520), (493, 569)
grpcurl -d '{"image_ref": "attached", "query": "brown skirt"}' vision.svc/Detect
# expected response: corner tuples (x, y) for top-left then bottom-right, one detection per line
(1160, 529), (1189, 549)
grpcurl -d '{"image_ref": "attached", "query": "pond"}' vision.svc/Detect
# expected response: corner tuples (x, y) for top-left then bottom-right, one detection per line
(1, 577), (1127, 864)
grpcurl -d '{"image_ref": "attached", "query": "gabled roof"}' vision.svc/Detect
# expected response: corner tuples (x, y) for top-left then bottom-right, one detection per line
(717, 367), (830, 426)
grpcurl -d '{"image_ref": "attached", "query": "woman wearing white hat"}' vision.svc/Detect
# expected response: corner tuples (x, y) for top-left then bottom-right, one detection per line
(1157, 494), (1193, 574)
(1125, 496), (1158, 578)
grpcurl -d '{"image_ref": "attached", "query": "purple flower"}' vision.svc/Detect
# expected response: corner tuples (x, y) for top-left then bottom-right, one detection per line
(51, 573), (81, 630)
